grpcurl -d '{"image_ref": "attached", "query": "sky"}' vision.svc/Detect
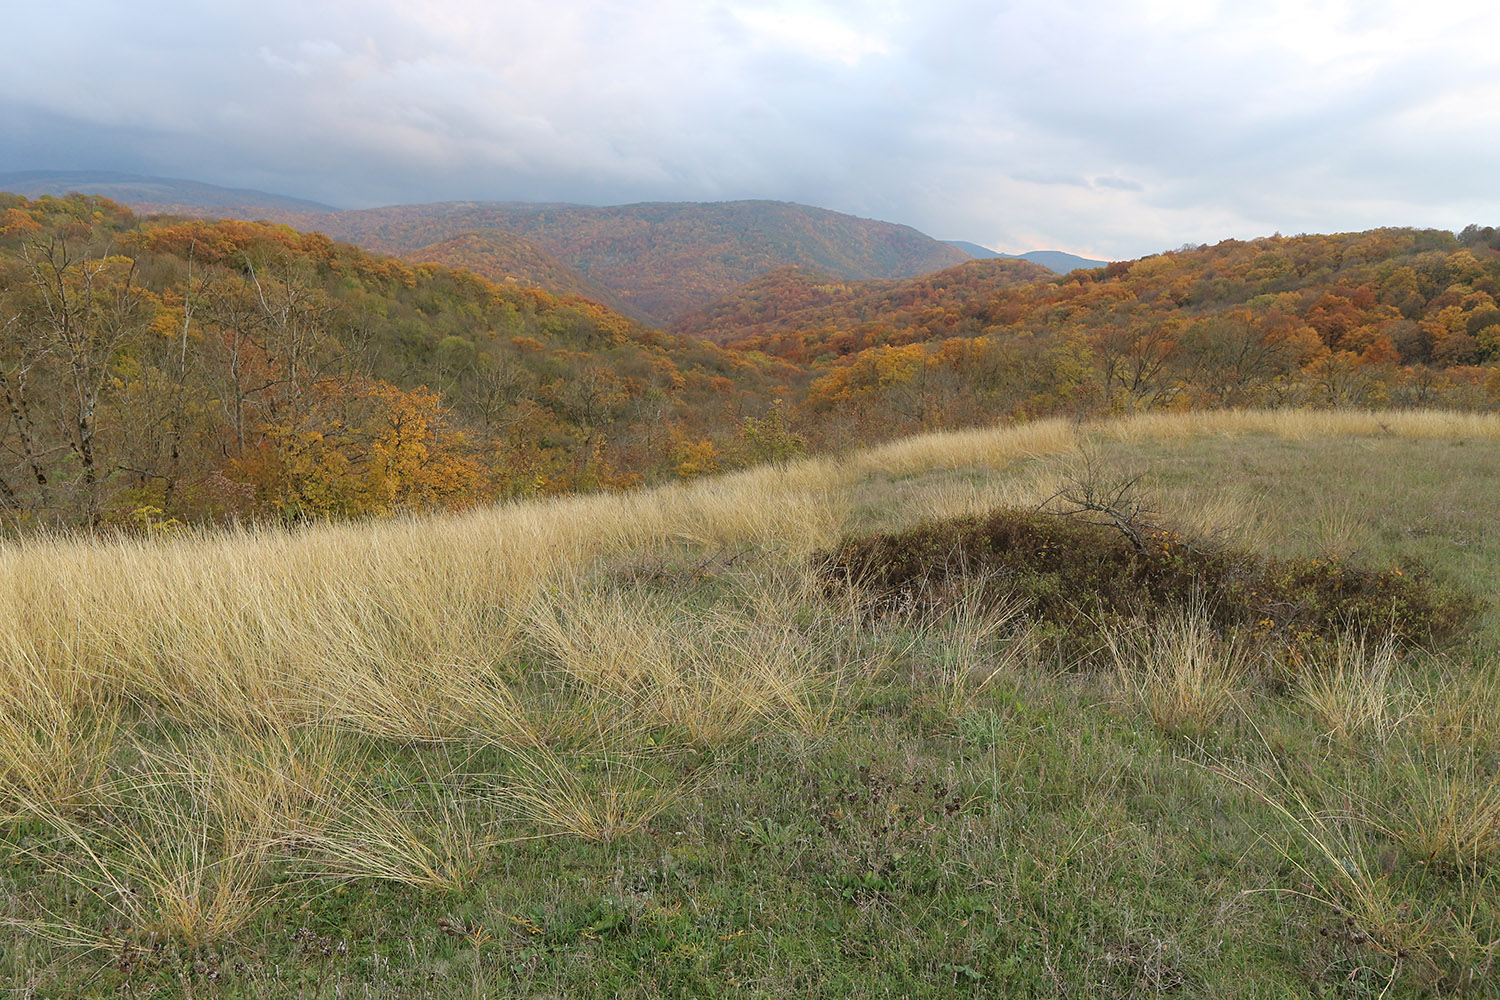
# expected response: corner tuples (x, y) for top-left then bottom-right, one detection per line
(2, 0), (1498, 260)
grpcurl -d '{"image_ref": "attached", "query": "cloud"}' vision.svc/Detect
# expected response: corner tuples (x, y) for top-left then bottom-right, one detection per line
(2, 0), (1499, 260)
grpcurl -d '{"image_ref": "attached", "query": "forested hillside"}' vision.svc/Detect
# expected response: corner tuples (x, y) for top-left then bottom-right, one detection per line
(403, 230), (640, 319)
(670, 258), (1054, 344)
(4, 188), (1500, 530)
(0, 194), (793, 528)
(717, 227), (1500, 446)
(1, 176), (974, 326)
(311, 199), (974, 323)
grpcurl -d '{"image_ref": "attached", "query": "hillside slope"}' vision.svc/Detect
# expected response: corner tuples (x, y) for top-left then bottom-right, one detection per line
(722, 227), (1500, 444)
(312, 199), (972, 323)
(404, 229), (642, 319)
(0, 193), (793, 527)
(671, 257), (1054, 345)
(4, 409), (1498, 997)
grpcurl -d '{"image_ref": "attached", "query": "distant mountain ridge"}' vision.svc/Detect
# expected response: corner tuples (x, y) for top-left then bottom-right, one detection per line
(313, 199), (972, 323)
(0, 171), (970, 324)
(943, 240), (1109, 274)
(0, 170), (335, 215)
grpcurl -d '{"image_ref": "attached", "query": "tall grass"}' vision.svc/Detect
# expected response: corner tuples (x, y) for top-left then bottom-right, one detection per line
(1294, 633), (1408, 745)
(1383, 746), (1500, 868)
(2, 408), (1499, 991)
(1105, 608), (1247, 739)
(521, 578), (852, 746)
(19, 745), (284, 952)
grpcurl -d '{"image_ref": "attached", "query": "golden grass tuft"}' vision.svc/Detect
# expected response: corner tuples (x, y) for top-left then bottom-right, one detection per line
(498, 745), (692, 845)
(1223, 759), (1443, 964)
(0, 686), (117, 821)
(20, 748), (282, 951)
(1383, 746), (1500, 869)
(901, 591), (1037, 716)
(1294, 633), (1408, 745)
(521, 577), (849, 746)
(292, 779), (491, 893)
(1106, 609), (1247, 739)
(1414, 660), (1500, 755)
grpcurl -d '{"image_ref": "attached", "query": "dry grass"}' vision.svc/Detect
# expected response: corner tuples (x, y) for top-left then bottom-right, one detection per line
(1106, 608), (1248, 739)
(1, 407), (1498, 990)
(293, 779), (491, 893)
(498, 744), (694, 845)
(521, 578), (850, 747)
(902, 591), (1037, 716)
(848, 417), (1078, 478)
(1225, 760), (1443, 965)
(1, 408), (1492, 748)
(1295, 633), (1408, 745)
(0, 687), (117, 821)
(1097, 408), (1500, 443)
(1383, 746), (1500, 869)
(156, 725), (358, 842)
(1414, 661), (1500, 755)
(19, 749), (282, 952)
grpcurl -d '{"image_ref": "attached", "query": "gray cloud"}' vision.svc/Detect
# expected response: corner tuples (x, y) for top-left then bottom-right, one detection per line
(3, 0), (1498, 260)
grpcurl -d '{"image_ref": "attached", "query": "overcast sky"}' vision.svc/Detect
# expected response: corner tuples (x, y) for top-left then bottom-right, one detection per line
(3, 0), (1497, 260)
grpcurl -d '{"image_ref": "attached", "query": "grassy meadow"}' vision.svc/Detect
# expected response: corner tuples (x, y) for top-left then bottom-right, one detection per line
(3, 409), (1500, 997)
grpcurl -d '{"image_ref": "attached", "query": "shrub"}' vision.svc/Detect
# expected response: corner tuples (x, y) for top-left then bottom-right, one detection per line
(815, 508), (1479, 664)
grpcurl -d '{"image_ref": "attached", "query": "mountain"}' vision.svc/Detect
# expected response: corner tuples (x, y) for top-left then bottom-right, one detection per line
(943, 240), (1003, 259)
(1000, 249), (1110, 273)
(0, 173), (971, 325)
(944, 239), (1110, 274)
(0, 170), (335, 217)
(311, 199), (973, 323)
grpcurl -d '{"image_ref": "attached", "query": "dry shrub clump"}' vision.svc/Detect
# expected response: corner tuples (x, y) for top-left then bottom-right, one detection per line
(816, 508), (1479, 665)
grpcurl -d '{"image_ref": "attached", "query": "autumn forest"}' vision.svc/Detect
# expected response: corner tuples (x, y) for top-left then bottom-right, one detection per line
(3, 189), (1499, 529)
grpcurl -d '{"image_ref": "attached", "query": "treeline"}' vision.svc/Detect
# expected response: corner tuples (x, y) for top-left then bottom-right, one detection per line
(691, 228), (1500, 446)
(0, 194), (795, 528)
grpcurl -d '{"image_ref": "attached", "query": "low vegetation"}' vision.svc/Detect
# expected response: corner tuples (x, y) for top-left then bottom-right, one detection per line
(3, 409), (1500, 997)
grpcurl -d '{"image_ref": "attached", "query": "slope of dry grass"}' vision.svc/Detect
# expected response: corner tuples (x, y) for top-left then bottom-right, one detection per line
(3, 408), (1499, 997)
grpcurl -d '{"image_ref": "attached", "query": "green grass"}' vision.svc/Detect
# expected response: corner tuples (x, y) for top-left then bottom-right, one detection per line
(4, 412), (1500, 997)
